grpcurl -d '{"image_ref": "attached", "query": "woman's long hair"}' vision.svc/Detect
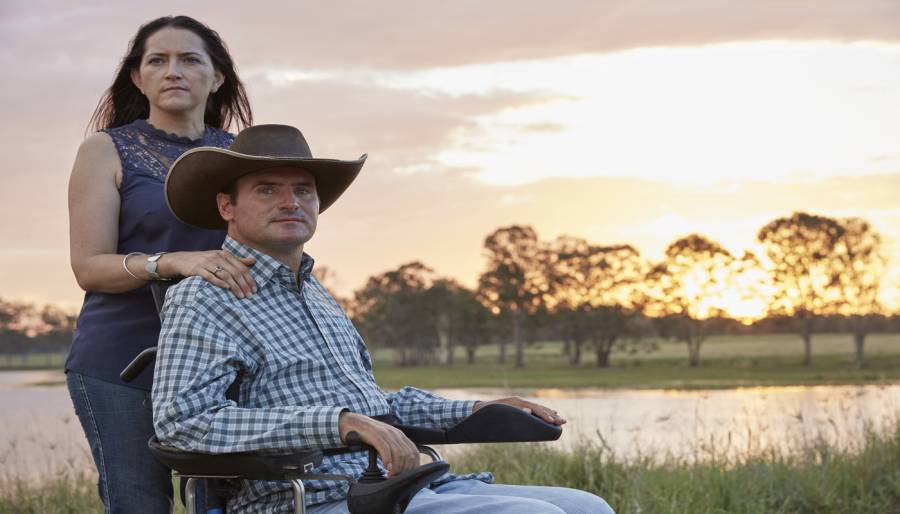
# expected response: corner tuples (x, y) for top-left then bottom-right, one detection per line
(89, 16), (252, 132)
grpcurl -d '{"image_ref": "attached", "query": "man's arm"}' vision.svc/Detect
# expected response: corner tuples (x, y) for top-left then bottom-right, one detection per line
(348, 333), (476, 428)
(383, 387), (478, 429)
(152, 291), (346, 453)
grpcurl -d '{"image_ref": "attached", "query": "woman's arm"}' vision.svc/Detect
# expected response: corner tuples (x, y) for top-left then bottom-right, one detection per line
(67, 133), (257, 296)
(68, 132), (140, 293)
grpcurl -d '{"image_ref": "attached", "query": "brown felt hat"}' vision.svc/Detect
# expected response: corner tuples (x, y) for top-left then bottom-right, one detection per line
(165, 124), (366, 230)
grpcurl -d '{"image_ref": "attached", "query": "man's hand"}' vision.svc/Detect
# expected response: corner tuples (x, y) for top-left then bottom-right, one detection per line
(339, 412), (420, 477)
(472, 397), (567, 426)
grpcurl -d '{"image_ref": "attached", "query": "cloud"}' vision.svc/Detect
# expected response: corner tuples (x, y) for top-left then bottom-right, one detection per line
(246, 75), (563, 172)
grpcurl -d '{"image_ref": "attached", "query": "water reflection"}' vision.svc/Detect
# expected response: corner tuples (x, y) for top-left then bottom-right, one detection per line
(433, 385), (900, 462)
(0, 371), (897, 478)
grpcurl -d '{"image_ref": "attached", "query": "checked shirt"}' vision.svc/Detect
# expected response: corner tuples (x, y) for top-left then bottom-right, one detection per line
(152, 237), (492, 513)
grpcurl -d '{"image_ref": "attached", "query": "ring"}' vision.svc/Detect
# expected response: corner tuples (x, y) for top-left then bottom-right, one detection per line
(212, 265), (225, 276)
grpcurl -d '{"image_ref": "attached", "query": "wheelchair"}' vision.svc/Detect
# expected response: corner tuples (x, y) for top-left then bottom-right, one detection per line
(120, 282), (562, 514)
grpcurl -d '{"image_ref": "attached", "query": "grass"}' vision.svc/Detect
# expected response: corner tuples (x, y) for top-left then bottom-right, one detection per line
(454, 422), (900, 514)
(370, 333), (900, 390)
(3, 422), (898, 514)
(5, 333), (899, 390)
(0, 353), (66, 370)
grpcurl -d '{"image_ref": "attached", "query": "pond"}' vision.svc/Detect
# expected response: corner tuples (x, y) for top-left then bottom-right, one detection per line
(1, 371), (897, 478)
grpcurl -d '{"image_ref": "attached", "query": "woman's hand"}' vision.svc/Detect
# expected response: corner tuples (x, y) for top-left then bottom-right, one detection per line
(160, 250), (257, 298)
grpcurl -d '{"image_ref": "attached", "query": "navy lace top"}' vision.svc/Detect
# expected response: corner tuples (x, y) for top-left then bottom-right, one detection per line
(66, 119), (235, 390)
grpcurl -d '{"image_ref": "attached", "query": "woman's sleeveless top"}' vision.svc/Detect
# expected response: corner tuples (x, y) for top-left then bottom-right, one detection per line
(66, 119), (234, 390)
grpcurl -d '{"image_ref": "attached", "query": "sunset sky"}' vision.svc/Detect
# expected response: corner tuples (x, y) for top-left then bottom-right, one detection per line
(1, 1), (898, 312)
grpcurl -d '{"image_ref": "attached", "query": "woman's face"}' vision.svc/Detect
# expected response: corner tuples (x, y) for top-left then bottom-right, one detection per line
(131, 27), (223, 119)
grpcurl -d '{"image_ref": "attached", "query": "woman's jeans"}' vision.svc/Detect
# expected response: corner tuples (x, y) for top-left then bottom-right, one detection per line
(67, 370), (175, 514)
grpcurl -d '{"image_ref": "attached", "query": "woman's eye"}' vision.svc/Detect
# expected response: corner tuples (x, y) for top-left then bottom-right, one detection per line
(147, 57), (164, 65)
(185, 56), (201, 64)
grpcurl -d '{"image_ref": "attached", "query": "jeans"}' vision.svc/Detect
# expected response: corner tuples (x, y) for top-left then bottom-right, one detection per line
(67, 370), (175, 514)
(308, 479), (616, 514)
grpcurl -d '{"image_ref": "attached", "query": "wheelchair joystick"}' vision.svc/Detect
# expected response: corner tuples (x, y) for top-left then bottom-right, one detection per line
(359, 447), (387, 484)
(346, 431), (387, 483)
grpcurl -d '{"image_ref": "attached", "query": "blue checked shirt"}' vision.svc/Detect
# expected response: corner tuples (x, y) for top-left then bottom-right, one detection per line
(152, 237), (491, 513)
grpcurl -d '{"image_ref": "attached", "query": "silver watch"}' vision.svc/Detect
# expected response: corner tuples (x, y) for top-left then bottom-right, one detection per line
(145, 252), (170, 281)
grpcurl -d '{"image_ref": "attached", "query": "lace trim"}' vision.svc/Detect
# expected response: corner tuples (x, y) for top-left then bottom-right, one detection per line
(103, 119), (234, 181)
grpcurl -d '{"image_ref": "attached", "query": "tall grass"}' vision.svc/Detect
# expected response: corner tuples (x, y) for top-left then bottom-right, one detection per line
(456, 422), (900, 514)
(3, 423), (897, 514)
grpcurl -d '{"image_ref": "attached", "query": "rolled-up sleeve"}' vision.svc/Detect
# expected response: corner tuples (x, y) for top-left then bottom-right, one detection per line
(383, 387), (476, 428)
(152, 293), (346, 453)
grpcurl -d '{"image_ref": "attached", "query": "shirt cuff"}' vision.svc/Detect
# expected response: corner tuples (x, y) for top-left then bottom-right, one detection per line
(301, 406), (348, 448)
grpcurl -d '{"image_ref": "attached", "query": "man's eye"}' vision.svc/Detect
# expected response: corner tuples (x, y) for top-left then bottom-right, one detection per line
(296, 188), (311, 196)
(259, 187), (274, 195)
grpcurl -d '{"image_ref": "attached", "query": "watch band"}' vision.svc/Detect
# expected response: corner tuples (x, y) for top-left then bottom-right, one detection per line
(145, 252), (170, 281)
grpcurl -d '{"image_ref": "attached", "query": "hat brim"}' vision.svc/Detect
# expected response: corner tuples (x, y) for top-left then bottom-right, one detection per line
(166, 147), (367, 230)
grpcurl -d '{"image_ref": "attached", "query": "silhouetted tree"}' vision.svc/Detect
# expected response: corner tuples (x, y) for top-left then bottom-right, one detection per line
(425, 279), (491, 365)
(758, 212), (845, 366)
(832, 218), (888, 367)
(646, 234), (733, 366)
(477, 225), (543, 368)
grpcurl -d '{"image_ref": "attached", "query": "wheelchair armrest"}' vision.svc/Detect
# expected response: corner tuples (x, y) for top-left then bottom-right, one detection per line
(120, 347), (158, 382)
(396, 403), (562, 445)
(148, 437), (323, 481)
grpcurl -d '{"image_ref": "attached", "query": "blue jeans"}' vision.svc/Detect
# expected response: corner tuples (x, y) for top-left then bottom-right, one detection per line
(67, 371), (175, 514)
(309, 479), (616, 514)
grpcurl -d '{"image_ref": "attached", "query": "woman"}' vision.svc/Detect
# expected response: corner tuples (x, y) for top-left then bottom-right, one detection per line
(67, 16), (255, 513)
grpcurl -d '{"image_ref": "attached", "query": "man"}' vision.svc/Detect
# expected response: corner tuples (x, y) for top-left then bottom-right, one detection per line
(152, 124), (615, 514)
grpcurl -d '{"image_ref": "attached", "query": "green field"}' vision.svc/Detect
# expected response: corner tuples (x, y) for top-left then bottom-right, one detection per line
(3, 333), (899, 390)
(370, 333), (900, 390)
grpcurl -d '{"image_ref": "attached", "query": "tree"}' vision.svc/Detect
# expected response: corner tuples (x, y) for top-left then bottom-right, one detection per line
(757, 212), (845, 366)
(543, 236), (593, 365)
(645, 234), (734, 366)
(426, 280), (491, 365)
(477, 225), (543, 368)
(544, 237), (646, 367)
(831, 218), (888, 367)
(352, 262), (438, 365)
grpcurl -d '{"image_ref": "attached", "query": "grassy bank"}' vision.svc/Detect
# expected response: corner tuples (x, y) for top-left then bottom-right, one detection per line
(3, 423), (898, 514)
(455, 422), (900, 514)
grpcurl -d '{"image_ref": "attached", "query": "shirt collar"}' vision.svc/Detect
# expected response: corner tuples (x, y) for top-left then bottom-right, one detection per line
(222, 236), (315, 289)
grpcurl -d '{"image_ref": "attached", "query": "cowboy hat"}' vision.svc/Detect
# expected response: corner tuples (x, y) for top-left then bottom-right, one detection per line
(165, 124), (366, 230)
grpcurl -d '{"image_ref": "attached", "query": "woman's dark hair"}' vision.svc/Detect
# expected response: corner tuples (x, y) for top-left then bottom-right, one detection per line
(89, 15), (252, 132)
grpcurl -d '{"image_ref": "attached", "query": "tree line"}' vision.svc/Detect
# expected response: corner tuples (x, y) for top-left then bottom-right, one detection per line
(0, 212), (893, 370)
(0, 300), (75, 360)
(349, 212), (894, 368)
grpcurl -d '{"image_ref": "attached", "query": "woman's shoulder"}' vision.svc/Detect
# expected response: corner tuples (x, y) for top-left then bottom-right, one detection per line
(206, 126), (236, 148)
(75, 132), (119, 167)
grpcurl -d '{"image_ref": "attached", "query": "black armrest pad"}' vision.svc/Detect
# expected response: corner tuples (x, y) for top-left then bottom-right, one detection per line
(120, 347), (158, 383)
(148, 437), (323, 480)
(396, 403), (562, 445)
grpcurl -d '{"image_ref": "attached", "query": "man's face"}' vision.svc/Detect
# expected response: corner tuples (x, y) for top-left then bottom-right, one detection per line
(217, 167), (319, 254)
